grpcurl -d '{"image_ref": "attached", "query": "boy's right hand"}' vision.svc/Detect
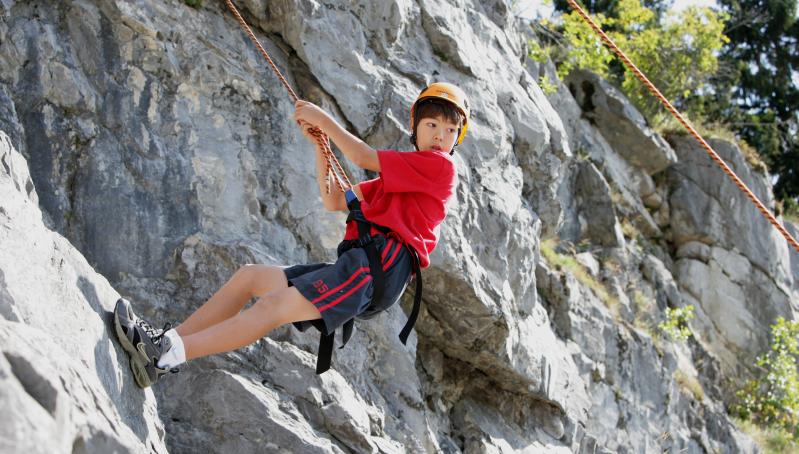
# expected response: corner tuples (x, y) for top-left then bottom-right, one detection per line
(298, 121), (319, 143)
(294, 100), (332, 139)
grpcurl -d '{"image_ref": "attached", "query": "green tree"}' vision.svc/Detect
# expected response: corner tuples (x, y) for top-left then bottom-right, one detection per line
(734, 317), (799, 439)
(708, 0), (799, 203)
(551, 0), (799, 205)
(553, 0), (673, 19)
(533, 0), (728, 120)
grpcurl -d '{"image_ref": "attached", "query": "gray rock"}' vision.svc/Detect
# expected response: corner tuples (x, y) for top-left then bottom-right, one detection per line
(676, 241), (711, 262)
(565, 70), (677, 174)
(787, 221), (799, 295)
(667, 134), (796, 373)
(0, 132), (166, 453)
(0, 0), (775, 452)
(574, 160), (624, 247)
(668, 135), (792, 283)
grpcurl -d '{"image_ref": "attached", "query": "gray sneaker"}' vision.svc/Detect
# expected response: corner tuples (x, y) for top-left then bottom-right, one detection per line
(113, 298), (179, 388)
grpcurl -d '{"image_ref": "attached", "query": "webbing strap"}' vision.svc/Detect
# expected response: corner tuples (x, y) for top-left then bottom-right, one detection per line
(361, 231), (386, 306)
(399, 247), (422, 344)
(315, 331), (334, 374)
(566, 0), (799, 256)
(341, 319), (355, 347)
(314, 319), (354, 375)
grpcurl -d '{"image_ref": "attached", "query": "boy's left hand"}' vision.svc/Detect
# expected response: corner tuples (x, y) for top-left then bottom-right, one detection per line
(294, 100), (331, 132)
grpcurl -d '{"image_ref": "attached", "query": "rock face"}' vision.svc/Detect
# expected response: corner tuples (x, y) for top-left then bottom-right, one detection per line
(0, 132), (166, 453)
(666, 135), (796, 375)
(1, 0), (795, 453)
(565, 70), (677, 175)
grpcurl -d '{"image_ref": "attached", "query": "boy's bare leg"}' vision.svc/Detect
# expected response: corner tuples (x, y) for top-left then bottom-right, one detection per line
(175, 265), (289, 337)
(181, 286), (322, 361)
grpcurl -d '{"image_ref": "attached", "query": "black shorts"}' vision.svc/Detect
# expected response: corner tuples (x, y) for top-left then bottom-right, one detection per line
(284, 235), (413, 336)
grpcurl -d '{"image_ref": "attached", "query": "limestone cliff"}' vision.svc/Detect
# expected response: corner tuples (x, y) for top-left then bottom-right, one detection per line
(1, 0), (796, 452)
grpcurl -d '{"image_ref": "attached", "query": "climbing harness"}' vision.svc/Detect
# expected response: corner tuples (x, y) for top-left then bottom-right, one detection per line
(308, 189), (423, 374)
(223, 0), (425, 373)
(566, 0), (799, 256)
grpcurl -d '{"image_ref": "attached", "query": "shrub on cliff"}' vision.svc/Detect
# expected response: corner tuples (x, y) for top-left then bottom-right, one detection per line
(733, 317), (799, 442)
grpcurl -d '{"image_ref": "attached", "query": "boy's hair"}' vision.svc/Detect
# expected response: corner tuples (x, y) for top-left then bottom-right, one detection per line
(412, 99), (465, 134)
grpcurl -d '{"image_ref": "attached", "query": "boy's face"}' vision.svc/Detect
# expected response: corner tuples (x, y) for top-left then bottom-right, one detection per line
(415, 115), (461, 153)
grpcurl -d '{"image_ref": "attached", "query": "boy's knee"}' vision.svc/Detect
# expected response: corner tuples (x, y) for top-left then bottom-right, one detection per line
(236, 263), (256, 277)
(252, 290), (312, 326)
(251, 293), (279, 320)
(235, 264), (260, 297)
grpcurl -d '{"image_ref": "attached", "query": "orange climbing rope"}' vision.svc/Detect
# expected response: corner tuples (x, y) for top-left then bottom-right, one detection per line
(566, 0), (799, 255)
(223, 0), (352, 193)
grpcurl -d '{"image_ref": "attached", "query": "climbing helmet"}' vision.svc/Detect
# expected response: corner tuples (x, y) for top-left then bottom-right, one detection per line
(410, 82), (470, 146)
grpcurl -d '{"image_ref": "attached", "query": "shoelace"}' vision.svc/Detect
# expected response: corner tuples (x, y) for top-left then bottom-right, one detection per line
(155, 322), (180, 374)
(135, 319), (180, 373)
(135, 318), (168, 342)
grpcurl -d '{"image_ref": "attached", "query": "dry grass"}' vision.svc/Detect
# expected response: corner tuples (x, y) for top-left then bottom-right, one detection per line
(674, 370), (704, 402)
(540, 239), (620, 315)
(632, 290), (655, 334)
(651, 112), (769, 174)
(733, 417), (798, 454)
(621, 219), (639, 240)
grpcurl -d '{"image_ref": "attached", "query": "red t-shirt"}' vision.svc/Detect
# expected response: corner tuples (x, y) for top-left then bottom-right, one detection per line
(343, 150), (457, 268)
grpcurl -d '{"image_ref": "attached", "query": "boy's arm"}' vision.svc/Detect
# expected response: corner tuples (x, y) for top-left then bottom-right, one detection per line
(295, 100), (381, 172)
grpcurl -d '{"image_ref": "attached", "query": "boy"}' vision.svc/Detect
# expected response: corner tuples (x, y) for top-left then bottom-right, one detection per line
(113, 82), (470, 388)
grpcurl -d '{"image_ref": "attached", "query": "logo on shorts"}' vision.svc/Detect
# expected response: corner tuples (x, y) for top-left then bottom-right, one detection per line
(313, 279), (329, 294)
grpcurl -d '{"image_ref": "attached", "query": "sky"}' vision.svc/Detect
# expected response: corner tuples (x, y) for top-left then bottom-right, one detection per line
(524, 0), (718, 19)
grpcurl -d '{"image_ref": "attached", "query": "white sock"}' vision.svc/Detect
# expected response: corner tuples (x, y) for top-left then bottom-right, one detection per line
(157, 329), (186, 369)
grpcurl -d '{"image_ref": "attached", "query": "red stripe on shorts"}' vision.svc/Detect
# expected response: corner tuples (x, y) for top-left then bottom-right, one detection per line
(383, 241), (403, 270)
(316, 275), (373, 313)
(380, 238), (395, 261)
(311, 266), (369, 304)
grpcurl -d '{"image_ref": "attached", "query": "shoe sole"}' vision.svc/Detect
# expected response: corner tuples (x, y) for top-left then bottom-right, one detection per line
(129, 355), (153, 388)
(113, 299), (154, 388)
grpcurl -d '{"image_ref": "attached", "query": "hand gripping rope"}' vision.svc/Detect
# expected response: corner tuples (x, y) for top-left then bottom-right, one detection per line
(566, 0), (799, 256)
(223, 0), (352, 194)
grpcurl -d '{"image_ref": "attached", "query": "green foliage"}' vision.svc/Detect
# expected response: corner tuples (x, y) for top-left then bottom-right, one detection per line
(184, 0), (202, 8)
(712, 0), (799, 202)
(528, 36), (550, 62)
(781, 198), (799, 225)
(546, 0), (799, 221)
(658, 305), (694, 342)
(734, 417), (799, 454)
(538, 0), (729, 121)
(733, 317), (799, 440)
(539, 75), (558, 95)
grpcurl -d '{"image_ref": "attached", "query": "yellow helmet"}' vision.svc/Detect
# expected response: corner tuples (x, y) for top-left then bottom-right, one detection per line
(409, 82), (470, 148)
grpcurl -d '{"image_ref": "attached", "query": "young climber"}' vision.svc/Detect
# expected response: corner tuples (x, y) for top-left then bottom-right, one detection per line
(113, 82), (469, 388)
